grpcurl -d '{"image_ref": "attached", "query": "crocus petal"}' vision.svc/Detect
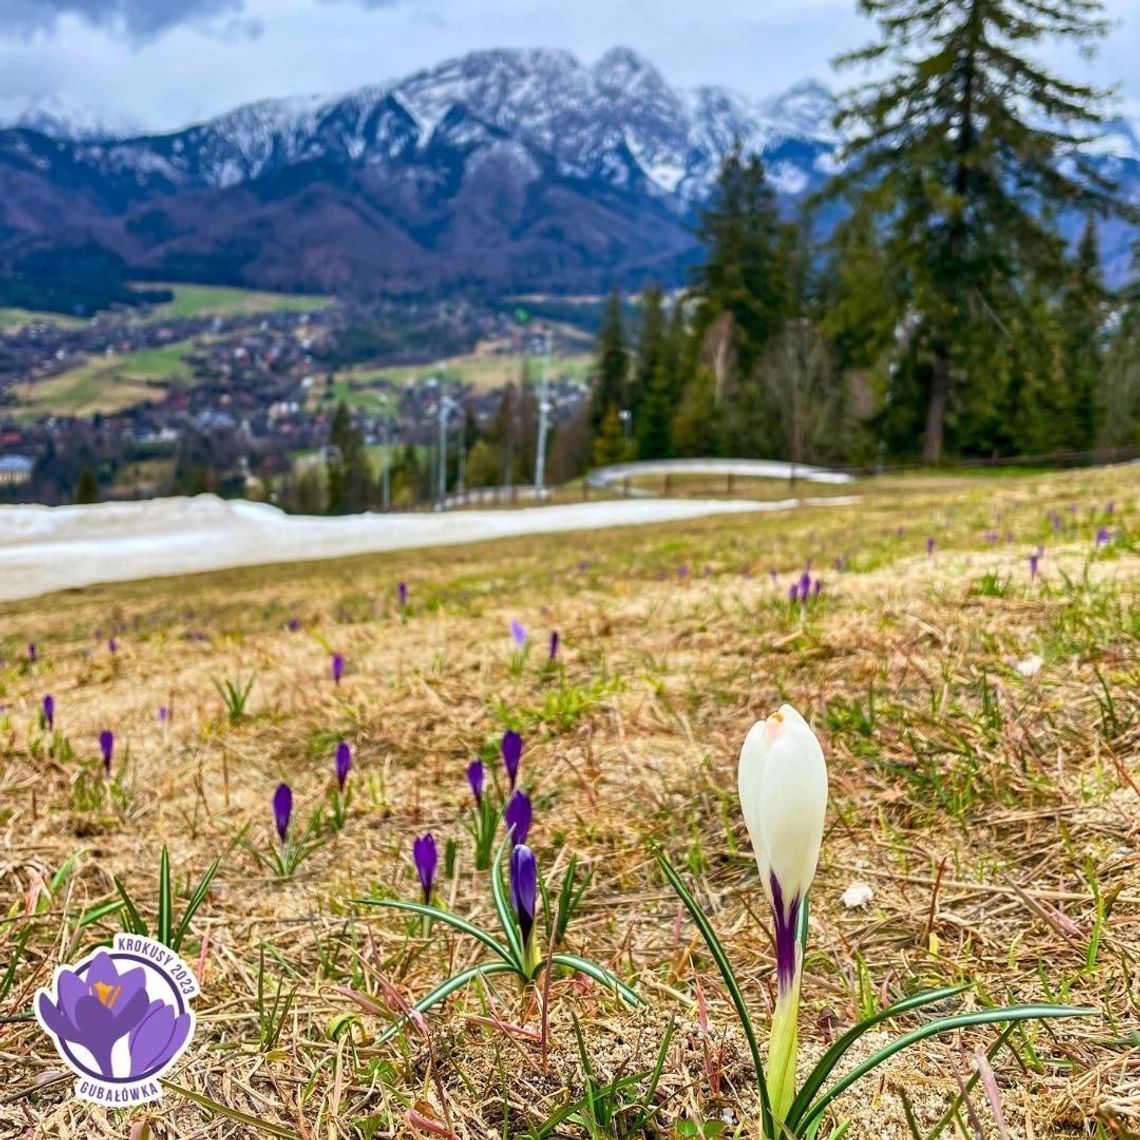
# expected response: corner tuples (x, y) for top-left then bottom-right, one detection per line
(509, 844), (538, 946)
(503, 790), (532, 846)
(273, 783), (293, 842)
(738, 704), (828, 935)
(413, 834), (437, 901)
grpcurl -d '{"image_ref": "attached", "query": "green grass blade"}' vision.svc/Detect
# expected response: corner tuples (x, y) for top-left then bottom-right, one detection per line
(652, 845), (774, 1138)
(628, 1015), (678, 1133)
(171, 856), (221, 953)
(785, 985), (969, 1128)
(355, 898), (514, 964)
(490, 837), (525, 966)
(157, 846), (173, 948)
(800, 1004), (1097, 1132)
(550, 954), (642, 1007)
(114, 876), (148, 937)
(529, 1070), (653, 1139)
(161, 1079), (298, 1137)
(376, 960), (518, 1044)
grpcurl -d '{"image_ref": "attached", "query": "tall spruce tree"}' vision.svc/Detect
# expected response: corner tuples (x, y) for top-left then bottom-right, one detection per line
(836, 0), (1131, 462)
(326, 400), (371, 514)
(591, 287), (629, 431)
(691, 143), (791, 388)
(638, 298), (687, 459)
(1061, 216), (1107, 449)
(630, 284), (666, 429)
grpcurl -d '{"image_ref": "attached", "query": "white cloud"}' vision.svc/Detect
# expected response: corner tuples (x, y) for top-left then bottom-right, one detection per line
(0, 0), (1133, 134)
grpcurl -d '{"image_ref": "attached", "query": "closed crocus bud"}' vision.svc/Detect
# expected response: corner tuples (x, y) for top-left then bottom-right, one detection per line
(99, 730), (114, 775)
(413, 833), (437, 904)
(467, 758), (484, 806)
(331, 653), (345, 685)
(510, 843), (539, 974)
(549, 630), (559, 662)
(273, 783), (292, 844)
(334, 741), (352, 791)
(42, 695), (55, 732)
(501, 730), (522, 788)
(738, 704), (828, 1123)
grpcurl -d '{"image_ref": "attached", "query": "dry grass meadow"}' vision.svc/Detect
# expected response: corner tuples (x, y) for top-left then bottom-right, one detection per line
(1, 466), (1138, 1139)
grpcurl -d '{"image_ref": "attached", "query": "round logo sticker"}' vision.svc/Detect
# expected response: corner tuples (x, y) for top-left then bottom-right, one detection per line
(35, 933), (198, 1106)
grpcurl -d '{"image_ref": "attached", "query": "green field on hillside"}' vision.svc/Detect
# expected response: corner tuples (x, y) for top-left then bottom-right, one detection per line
(11, 339), (198, 418)
(319, 352), (594, 411)
(145, 283), (333, 320)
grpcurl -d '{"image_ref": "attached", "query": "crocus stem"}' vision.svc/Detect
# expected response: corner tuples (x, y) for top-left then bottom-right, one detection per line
(768, 969), (802, 1125)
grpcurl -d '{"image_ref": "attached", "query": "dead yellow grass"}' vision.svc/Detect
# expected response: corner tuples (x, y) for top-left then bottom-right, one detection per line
(0, 466), (1138, 1139)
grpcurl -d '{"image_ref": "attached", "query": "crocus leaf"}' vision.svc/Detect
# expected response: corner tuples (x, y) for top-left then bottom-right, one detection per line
(550, 953), (641, 1007)
(114, 876), (149, 937)
(171, 856), (222, 954)
(785, 984), (969, 1129)
(157, 846), (173, 949)
(355, 898), (514, 965)
(490, 838), (525, 968)
(652, 845), (774, 1138)
(376, 960), (519, 1045)
(77, 898), (125, 930)
(799, 1003), (1097, 1133)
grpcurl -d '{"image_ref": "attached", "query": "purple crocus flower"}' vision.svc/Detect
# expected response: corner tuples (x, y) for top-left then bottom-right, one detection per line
(788, 582), (799, 603)
(549, 631), (559, 661)
(1049, 510), (1062, 534)
(108, 638), (117, 655)
(331, 653), (345, 685)
(501, 730), (522, 788)
(510, 844), (538, 947)
(42, 695), (55, 732)
(467, 758), (484, 806)
(398, 581), (408, 608)
(413, 833), (437, 903)
(37, 950), (190, 1080)
(273, 783), (292, 843)
(984, 531), (998, 544)
(926, 537), (936, 558)
(158, 706), (169, 723)
(99, 730), (114, 774)
(1029, 553), (1039, 582)
(813, 578), (823, 599)
(504, 790), (532, 845)
(287, 618), (301, 632)
(28, 643), (37, 664)
(510, 620), (527, 648)
(334, 741), (352, 791)
(1096, 526), (1112, 550)
(678, 565), (690, 579)
(799, 571), (811, 599)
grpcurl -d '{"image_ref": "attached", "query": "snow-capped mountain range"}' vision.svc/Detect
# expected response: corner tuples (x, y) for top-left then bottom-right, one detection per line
(0, 46), (1136, 298)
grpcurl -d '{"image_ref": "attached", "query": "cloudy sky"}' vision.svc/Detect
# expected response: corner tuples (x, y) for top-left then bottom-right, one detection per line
(0, 0), (1136, 133)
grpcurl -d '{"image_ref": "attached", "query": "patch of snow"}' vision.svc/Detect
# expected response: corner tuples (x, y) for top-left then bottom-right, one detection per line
(0, 494), (857, 603)
(1016, 653), (1043, 677)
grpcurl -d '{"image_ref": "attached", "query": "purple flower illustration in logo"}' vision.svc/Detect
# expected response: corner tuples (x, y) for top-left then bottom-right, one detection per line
(35, 937), (197, 1101)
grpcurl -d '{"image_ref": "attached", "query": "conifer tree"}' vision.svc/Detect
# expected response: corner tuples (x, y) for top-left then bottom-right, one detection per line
(691, 143), (791, 385)
(630, 284), (666, 428)
(836, 0), (1133, 462)
(637, 298), (687, 459)
(1061, 216), (1107, 449)
(591, 287), (629, 430)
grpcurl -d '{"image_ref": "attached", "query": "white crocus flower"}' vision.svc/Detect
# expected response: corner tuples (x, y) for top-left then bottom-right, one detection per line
(738, 703), (828, 1124)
